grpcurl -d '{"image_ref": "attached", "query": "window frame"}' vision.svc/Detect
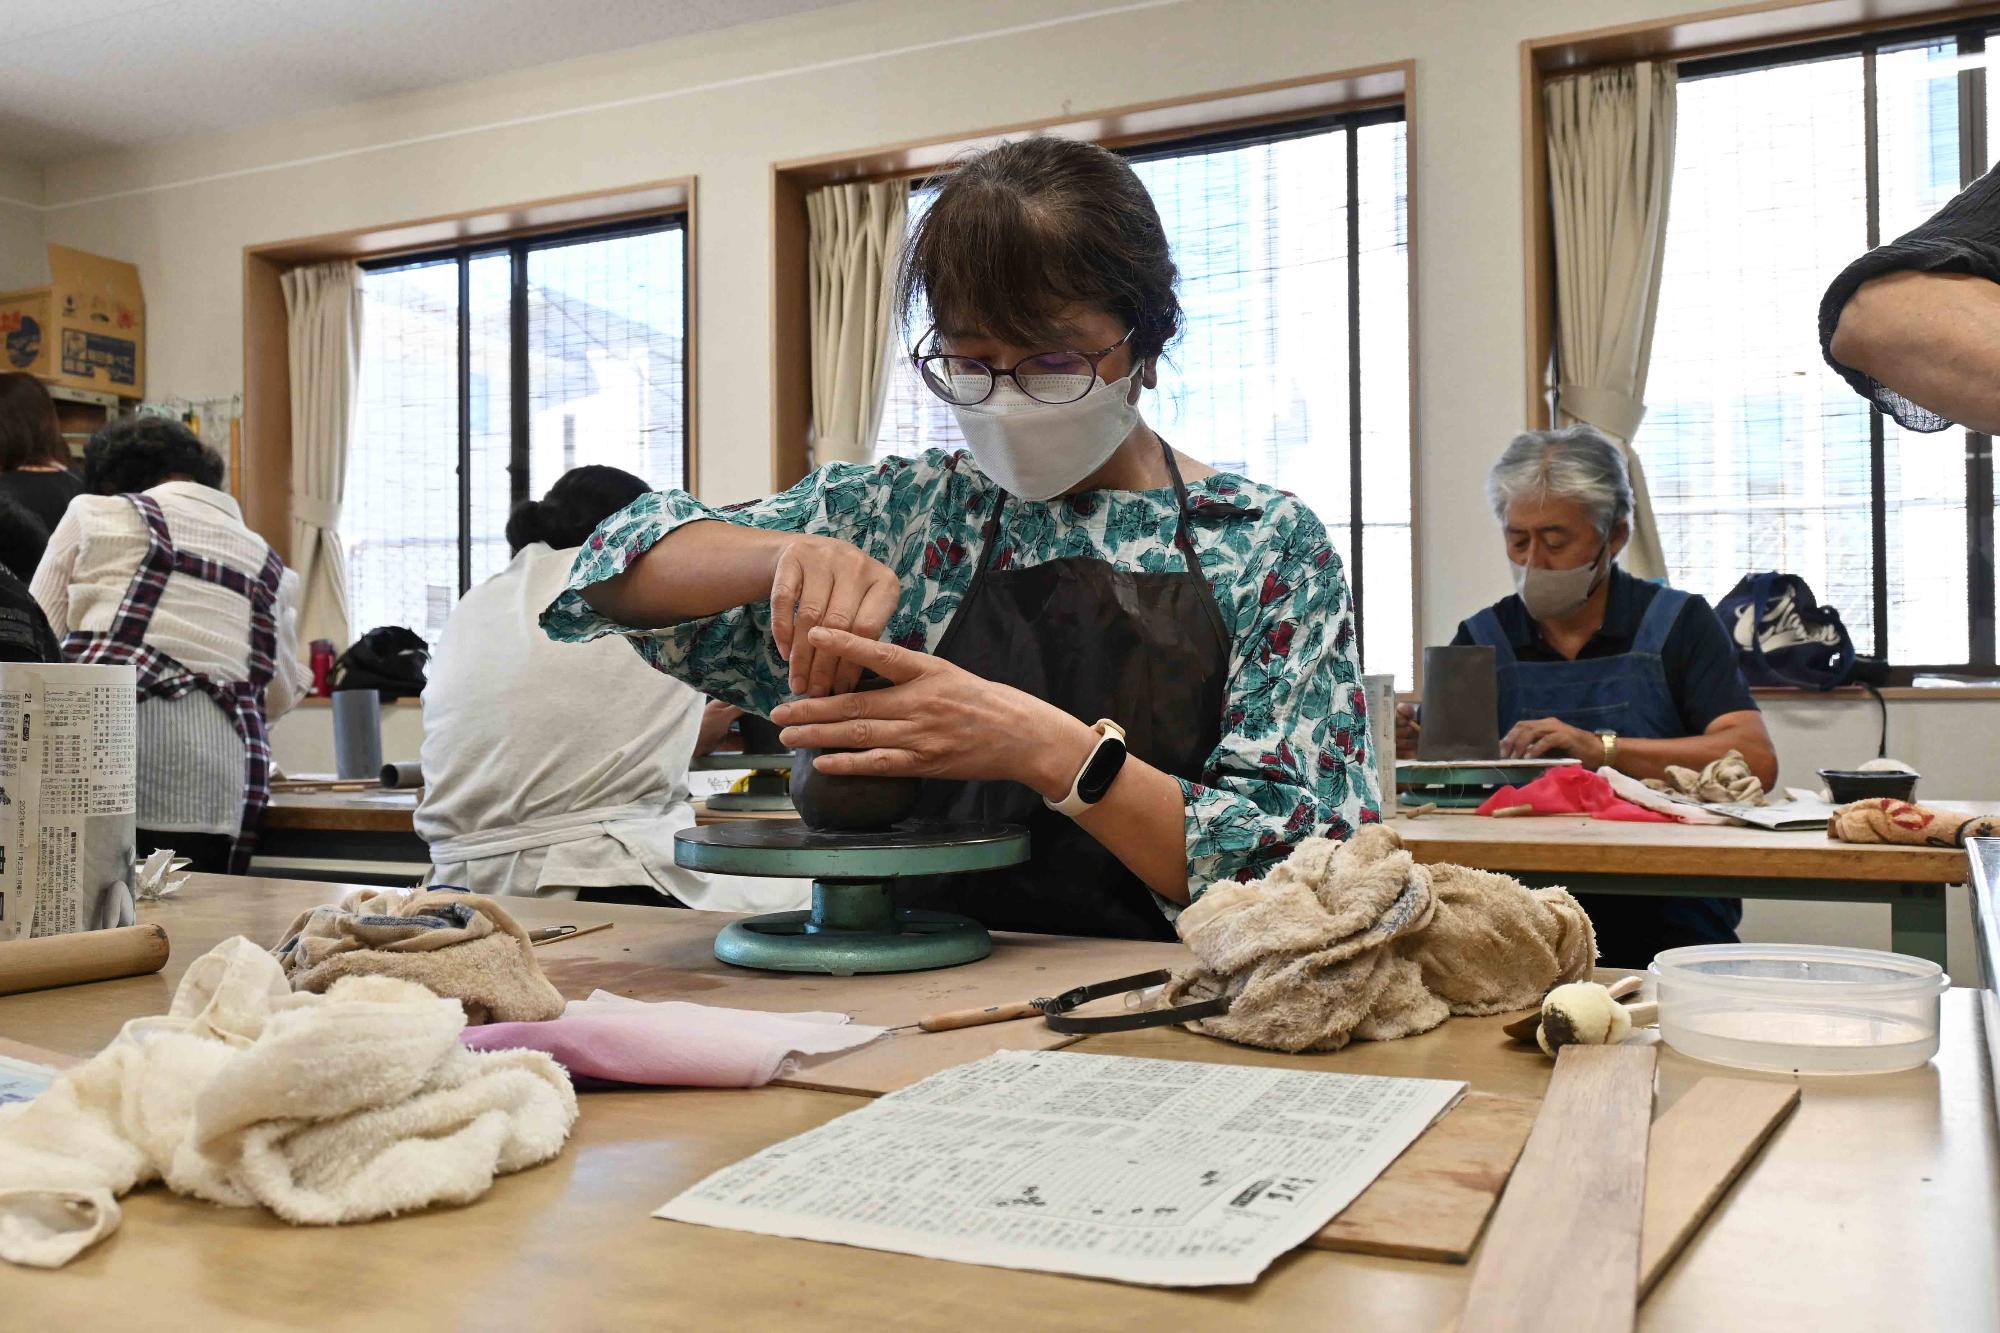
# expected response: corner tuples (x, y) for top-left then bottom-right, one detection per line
(1671, 18), (1998, 676)
(355, 213), (690, 595)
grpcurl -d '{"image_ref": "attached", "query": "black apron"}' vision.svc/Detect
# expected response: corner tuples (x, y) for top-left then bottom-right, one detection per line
(893, 441), (1231, 940)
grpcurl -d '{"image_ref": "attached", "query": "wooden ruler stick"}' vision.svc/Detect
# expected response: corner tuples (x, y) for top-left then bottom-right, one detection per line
(1640, 1077), (1801, 1299)
(1457, 1043), (1657, 1333)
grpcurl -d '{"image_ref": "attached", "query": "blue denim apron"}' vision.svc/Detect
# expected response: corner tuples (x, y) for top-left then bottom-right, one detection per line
(1466, 587), (1743, 965)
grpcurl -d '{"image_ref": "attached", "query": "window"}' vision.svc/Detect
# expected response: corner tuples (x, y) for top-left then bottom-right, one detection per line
(1639, 27), (1997, 671)
(875, 112), (1415, 687)
(345, 219), (687, 643)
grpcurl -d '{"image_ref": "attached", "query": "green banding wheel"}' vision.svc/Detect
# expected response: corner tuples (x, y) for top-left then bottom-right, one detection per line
(675, 820), (1030, 976)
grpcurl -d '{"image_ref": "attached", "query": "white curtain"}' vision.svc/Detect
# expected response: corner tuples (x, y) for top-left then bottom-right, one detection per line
(1546, 61), (1677, 581)
(807, 181), (907, 465)
(280, 261), (363, 646)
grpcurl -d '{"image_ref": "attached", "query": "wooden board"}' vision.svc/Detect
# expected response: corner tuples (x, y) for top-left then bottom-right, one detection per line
(263, 790), (419, 832)
(1388, 809), (1992, 884)
(1311, 1091), (1539, 1262)
(1640, 1077), (1801, 1299)
(1456, 1044), (1657, 1333)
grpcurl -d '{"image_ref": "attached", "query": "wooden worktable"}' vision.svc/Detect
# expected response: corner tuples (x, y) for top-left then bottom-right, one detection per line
(1391, 810), (1976, 882)
(1389, 809), (1995, 964)
(3, 875), (1995, 1330)
(255, 792), (786, 887)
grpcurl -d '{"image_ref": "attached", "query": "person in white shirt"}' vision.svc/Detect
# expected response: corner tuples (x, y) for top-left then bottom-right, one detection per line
(417, 466), (796, 910)
(32, 417), (308, 873)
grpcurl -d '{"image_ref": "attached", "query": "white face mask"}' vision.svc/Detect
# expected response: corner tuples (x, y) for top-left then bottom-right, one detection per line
(1511, 541), (1611, 622)
(948, 371), (1143, 501)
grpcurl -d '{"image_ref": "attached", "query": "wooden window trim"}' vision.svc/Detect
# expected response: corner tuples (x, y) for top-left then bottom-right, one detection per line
(1519, 0), (2000, 428)
(241, 177), (696, 558)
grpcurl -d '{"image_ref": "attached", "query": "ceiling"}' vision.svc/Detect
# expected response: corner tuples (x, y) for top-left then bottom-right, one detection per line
(0, 0), (854, 166)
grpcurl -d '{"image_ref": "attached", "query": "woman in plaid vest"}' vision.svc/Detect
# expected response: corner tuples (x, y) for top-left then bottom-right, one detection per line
(30, 417), (308, 873)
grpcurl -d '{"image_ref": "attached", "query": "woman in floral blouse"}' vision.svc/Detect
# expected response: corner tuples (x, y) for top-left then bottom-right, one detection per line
(545, 136), (1378, 940)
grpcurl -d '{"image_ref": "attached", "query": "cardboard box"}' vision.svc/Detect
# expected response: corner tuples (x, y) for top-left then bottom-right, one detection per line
(0, 244), (145, 399)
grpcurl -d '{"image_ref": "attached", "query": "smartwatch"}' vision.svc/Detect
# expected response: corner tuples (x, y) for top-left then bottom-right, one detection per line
(1046, 719), (1128, 817)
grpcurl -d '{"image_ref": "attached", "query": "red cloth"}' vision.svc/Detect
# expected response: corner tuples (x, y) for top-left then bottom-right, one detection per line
(1475, 765), (1671, 822)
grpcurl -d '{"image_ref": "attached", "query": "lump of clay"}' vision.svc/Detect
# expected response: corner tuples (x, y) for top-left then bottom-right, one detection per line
(789, 676), (920, 832)
(736, 712), (783, 755)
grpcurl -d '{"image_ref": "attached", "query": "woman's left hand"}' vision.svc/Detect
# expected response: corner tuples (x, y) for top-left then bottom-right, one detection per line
(771, 626), (1094, 799)
(1500, 716), (1604, 766)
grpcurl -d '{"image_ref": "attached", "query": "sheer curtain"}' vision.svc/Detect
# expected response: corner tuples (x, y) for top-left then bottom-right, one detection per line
(1546, 61), (1677, 580)
(281, 260), (363, 646)
(807, 181), (906, 466)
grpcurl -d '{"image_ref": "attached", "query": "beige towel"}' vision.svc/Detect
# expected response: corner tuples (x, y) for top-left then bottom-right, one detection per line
(273, 886), (564, 1024)
(1645, 748), (1765, 805)
(1829, 797), (2000, 848)
(1163, 825), (1596, 1053)
(0, 936), (577, 1268)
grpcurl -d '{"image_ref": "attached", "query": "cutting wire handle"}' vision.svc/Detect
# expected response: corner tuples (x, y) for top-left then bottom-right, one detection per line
(1041, 969), (1231, 1034)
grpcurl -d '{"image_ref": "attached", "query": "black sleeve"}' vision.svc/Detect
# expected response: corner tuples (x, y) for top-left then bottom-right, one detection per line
(1663, 594), (1757, 734)
(1820, 161), (2000, 432)
(0, 570), (57, 663)
(1449, 620), (1474, 646)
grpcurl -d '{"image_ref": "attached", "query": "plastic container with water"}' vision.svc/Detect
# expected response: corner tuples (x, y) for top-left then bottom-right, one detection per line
(1649, 943), (1947, 1075)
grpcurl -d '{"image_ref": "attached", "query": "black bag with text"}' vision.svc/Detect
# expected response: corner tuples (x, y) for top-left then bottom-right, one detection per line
(1714, 572), (1857, 690)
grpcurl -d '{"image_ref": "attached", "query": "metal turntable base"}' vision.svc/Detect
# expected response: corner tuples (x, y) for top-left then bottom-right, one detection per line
(674, 820), (1030, 975)
(689, 753), (795, 815)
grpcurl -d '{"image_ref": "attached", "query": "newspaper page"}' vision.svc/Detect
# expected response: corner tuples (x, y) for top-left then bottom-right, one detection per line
(658, 1049), (1465, 1287)
(0, 663), (137, 941)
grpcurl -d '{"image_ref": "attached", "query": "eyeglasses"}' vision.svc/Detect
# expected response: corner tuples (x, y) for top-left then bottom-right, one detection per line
(912, 326), (1134, 406)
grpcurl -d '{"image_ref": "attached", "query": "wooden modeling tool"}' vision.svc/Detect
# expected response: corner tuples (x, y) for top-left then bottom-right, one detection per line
(890, 998), (1047, 1033)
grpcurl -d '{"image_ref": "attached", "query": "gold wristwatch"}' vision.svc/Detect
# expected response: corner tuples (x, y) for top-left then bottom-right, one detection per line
(1598, 730), (1619, 769)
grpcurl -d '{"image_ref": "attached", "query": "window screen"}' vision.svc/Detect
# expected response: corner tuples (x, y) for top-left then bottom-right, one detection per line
(1640, 33), (1995, 670)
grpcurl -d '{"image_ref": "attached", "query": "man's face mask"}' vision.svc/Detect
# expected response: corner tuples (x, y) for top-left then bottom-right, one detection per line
(1512, 539), (1611, 621)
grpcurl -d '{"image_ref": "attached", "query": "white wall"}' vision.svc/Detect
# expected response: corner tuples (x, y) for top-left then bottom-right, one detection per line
(0, 157), (44, 292)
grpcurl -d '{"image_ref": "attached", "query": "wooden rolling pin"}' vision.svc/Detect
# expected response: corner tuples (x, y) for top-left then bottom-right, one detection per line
(0, 924), (170, 997)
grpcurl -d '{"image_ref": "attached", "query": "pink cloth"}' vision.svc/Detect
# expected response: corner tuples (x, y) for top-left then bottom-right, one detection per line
(1475, 765), (1670, 823)
(459, 991), (886, 1088)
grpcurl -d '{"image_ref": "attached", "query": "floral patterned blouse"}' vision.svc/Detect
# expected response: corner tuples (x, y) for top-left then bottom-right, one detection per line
(543, 448), (1380, 912)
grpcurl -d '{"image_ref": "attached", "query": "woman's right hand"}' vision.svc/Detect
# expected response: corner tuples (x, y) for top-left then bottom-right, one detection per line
(1394, 701), (1420, 759)
(769, 535), (903, 697)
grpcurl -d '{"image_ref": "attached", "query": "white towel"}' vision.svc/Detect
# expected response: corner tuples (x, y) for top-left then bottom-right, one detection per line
(0, 936), (577, 1268)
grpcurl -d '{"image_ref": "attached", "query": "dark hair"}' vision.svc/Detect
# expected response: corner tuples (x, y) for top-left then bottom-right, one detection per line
(896, 136), (1182, 363)
(0, 496), (50, 581)
(0, 373), (71, 471)
(505, 465), (650, 554)
(82, 415), (225, 495)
